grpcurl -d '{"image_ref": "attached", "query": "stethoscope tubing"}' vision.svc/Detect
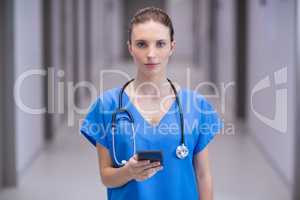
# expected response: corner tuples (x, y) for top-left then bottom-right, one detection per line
(111, 78), (187, 166)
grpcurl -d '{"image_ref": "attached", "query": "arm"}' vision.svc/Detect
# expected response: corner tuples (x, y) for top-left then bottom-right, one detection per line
(96, 143), (163, 188)
(96, 144), (132, 188)
(193, 147), (213, 200)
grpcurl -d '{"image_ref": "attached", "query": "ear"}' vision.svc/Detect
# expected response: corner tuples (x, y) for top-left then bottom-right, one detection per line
(169, 40), (176, 56)
(127, 41), (133, 56)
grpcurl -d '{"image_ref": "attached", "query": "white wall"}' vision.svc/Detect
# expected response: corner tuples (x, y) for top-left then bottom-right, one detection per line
(14, 0), (45, 175)
(247, 0), (296, 186)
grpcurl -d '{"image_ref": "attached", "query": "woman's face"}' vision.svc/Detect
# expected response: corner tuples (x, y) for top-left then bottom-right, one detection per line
(128, 20), (176, 76)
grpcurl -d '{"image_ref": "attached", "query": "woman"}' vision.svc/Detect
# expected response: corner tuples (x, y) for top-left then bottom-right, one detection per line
(80, 7), (223, 200)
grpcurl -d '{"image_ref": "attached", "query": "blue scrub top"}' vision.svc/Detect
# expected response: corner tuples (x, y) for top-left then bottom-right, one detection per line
(80, 87), (223, 200)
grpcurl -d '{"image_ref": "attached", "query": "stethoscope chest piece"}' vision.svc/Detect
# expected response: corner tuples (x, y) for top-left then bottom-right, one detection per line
(176, 144), (189, 159)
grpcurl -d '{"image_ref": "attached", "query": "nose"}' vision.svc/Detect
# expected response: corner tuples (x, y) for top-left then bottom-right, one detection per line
(147, 46), (157, 59)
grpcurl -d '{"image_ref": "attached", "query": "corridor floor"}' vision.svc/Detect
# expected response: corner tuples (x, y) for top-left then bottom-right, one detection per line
(0, 119), (291, 200)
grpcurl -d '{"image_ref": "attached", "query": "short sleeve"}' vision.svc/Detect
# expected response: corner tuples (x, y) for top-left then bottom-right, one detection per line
(80, 98), (109, 149)
(193, 96), (224, 155)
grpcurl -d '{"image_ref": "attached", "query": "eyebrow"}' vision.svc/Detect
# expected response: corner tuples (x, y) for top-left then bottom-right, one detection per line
(134, 39), (167, 42)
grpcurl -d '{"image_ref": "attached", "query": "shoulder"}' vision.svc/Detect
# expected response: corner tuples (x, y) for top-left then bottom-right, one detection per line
(180, 88), (207, 103)
(90, 87), (122, 111)
(179, 88), (216, 114)
(99, 87), (121, 103)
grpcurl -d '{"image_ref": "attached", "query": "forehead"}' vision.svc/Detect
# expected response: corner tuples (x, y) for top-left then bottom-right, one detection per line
(131, 20), (170, 41)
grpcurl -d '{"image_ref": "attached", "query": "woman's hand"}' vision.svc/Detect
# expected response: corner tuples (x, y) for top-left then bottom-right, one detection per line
(124, 154), (163, 182)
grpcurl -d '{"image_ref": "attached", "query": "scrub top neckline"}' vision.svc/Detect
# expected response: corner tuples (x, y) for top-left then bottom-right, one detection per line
(122, 87), (182, 129)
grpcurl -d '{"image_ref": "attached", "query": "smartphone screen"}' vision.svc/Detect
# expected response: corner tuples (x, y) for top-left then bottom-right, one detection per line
(137, 150), (163, 166)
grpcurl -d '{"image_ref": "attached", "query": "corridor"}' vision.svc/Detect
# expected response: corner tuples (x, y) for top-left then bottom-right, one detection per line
(0, 0), (299, 199)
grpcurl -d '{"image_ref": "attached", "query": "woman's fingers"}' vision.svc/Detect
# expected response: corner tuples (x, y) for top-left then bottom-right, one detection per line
(134, 165), (163, 181)
(142, 165), (163, 177)
(146, 165), (163, 174)
(134, 160), (150, 167)
(127, 155), (163, 181)
(137, 165), (163, 180)
(142, 162), (161, 171)
(131, 160), (150, 173)
(129, 158), (163, 181)
(130, 155), (161, 170)
(132, 154), (138, 161)
(134, 161), (161, 173)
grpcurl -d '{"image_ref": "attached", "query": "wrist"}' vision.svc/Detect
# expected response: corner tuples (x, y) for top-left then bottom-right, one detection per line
(122, 163), (133, 182)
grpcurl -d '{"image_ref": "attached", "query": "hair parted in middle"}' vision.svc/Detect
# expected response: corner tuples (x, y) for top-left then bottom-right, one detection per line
(128, 7), (174, 44)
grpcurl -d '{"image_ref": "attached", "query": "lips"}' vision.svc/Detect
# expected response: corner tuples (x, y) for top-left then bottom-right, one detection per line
(145, 63), (160, 68)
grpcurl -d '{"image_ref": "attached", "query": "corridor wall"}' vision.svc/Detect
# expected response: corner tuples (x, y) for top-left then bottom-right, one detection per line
(247, 0), (296, 187)
(14, 0), (46, 176)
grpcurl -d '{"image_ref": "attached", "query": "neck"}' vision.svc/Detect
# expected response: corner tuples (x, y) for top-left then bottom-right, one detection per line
(133, 72), (170, 97)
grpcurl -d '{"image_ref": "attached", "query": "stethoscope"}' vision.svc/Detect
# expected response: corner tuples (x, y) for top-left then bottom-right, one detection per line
(111, 78), (189, 166)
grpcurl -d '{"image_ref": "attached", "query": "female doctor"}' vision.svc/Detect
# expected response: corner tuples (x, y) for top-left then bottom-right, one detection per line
(80, 7), (223, 200)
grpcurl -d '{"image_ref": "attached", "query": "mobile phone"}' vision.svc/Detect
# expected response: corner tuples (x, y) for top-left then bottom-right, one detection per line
(137, 150), (163, 166)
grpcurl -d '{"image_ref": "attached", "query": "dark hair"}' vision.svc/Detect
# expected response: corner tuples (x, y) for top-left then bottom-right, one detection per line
(128, 7), (174, 44)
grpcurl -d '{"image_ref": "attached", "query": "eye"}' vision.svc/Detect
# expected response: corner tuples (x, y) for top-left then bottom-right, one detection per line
(136, 41), (146, 48)
(157, 41), (166, 48)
